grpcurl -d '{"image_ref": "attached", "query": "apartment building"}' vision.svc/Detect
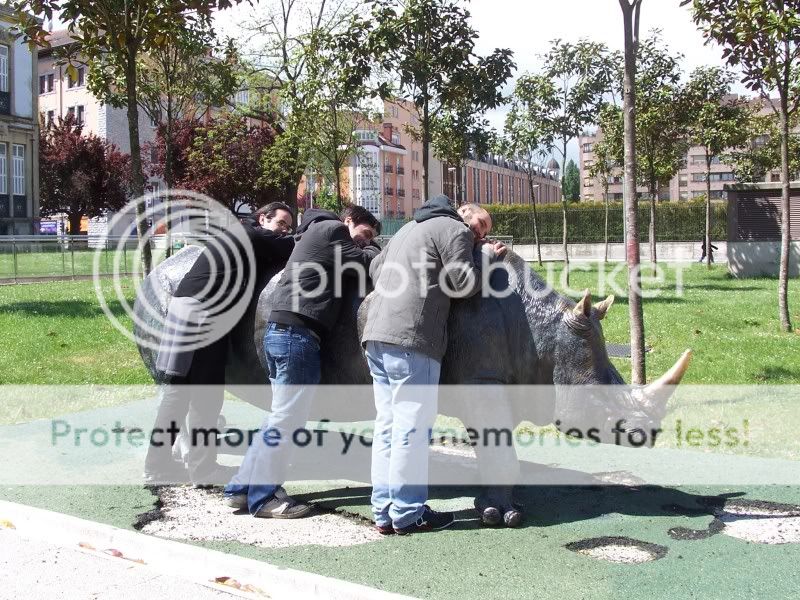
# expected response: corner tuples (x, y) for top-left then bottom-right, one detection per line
(0, 5), (39, 235)
(344, 99), (561, 219)
(38, 31), (161, 189)
(441, 155), (561, 207)
(578, 96), (792, 202)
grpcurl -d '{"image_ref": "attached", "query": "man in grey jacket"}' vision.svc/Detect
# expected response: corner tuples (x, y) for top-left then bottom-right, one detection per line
(361, 195), (503, 534)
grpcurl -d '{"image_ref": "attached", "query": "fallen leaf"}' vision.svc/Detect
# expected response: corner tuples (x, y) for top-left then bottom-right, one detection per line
(78, 542), (95, 550)
(104, 548), (123, 558)
(0, 520), (15, 530)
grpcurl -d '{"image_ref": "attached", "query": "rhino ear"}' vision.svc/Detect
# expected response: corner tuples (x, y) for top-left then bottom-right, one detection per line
(593, 295), (614, 320)
(573, 289), (592, 319)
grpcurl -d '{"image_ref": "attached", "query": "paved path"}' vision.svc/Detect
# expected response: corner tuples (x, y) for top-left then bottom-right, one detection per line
(0, 529), (230, 600)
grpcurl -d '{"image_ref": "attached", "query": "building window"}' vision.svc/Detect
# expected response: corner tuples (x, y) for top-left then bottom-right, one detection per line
(0, 143), (6, 195)
(12, 145), (25, 196)
(39, 73), (55, 94)
(67, 105), (86, 125)
(583, 177), (594, 187)
(679, 174), (688, 187)
(68, 66), (86, 89)
(473, 169), (480, 202)
(584, 159), (594, 168)
(390, 104), (399, 118)
(149, 114), (158, 127)
(582, 142), (593, 153)
(46, 110), (55, 126)
(679, 191), (689, 200)
(486, 172), (492, 203)
(510, 176), (515, 201)
(235, 89), (249, 105)
(498, 173), (504, 202)
(391, 132), (400, 145)
(0, 45), (8, 93)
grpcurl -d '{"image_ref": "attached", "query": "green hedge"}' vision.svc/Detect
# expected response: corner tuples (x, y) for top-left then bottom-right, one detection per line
(483, 200), (727, 244)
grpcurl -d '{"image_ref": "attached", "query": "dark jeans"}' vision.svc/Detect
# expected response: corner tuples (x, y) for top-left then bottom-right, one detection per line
(224, 322), (321, 513)
(144, 334), (228, 481)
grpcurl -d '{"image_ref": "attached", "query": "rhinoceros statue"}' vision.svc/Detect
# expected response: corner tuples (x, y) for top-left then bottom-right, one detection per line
(134, 245), (691, 527)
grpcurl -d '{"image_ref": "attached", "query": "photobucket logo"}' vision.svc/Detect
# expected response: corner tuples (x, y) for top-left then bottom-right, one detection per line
(92, 190), (256, 354)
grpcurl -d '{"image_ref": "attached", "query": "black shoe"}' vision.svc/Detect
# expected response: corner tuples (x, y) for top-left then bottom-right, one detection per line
(394, 506), (455, 535)
(374, 523), (395, 535)
(254, 489), (313, 519)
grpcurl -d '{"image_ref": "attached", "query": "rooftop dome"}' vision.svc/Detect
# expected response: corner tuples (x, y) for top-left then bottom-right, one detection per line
(546, 158), (560, 171)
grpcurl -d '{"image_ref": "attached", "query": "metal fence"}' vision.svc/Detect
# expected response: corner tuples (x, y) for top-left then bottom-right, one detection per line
(0, 232), (515, 283)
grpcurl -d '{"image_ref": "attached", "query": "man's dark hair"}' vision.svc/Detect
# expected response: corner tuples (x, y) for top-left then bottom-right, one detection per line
(254, 202), (293, 221)
(341, 205), (381, 235)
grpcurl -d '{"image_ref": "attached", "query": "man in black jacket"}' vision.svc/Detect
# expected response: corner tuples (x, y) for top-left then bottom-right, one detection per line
(145, 202), (295, 485)
(223, 205), (381, 518)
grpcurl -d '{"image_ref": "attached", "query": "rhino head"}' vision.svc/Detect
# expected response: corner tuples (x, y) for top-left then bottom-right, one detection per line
(551, 288), (692, 446)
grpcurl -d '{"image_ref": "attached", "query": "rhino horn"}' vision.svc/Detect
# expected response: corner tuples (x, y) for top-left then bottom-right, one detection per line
(633, 350), (692, 418)
(573, 289), (592, 318)
(593, 295), (614, 320)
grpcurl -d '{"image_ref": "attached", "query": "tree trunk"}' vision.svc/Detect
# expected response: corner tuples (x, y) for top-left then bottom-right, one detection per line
(334, 168), (343, 212)
(421, 92), (430, 204)
(649, 181), (657, 277)
(561, 140), (569, 286)
(164, 102), (174, 258)
(604, 182), (609, 263)
(528, 170), (542, 266)
(705, 151), (712, 269)
(69, 212), (83, 236)
(778, 93), (793, 332)
(124, 45), (152, 275)
(620, 0), (645, 384)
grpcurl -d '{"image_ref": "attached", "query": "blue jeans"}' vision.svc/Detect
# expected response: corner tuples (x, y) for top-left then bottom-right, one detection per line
(224, 323), (321, 514)
(365, 341), (441, 529)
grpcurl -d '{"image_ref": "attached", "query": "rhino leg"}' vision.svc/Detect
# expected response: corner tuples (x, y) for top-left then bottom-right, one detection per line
(456, 384), (524, 528)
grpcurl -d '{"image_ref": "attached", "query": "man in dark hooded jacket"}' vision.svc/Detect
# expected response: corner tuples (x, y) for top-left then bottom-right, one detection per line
(360, 194), (503, 535)
(223, 205), (381, 518)
(144, 202), (295, 485)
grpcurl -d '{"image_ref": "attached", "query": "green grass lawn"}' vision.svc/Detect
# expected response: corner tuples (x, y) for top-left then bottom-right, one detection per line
(0, 262), (798, 428)
(0, 246), (167, 279)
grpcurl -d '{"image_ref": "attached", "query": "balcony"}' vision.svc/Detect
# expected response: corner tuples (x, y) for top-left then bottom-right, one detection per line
(397, 188), (406, 197)
(396, 166), (405, 175)
(384, 164), (393, 173)
(385, 187), (394, 196)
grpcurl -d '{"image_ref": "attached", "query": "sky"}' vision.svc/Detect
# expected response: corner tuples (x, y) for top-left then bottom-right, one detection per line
(50, 1), (750, 169)
(213, 0), (750, 168)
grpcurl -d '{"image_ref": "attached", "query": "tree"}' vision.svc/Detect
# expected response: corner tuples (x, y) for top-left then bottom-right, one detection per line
(588, 115), (618, 262)
(503, 74), (559, 265)
(148, 114), (281, 214)
(563, 159), (580, 201)
(619, 0), (646, 384)
(684, 66), (755, 268)
(537, 38), (616, 285)
(14, 0), (245, 275)
(602, 33), (690, 273)
(39, 115), (130, 235)
(684, 0), (800, 331)
(242, 0), (364, 211)
(364, 0), (514, 201)
(136, 25), (239, 257)
(299, 29), (376, 210)
(728, 110), (800, 183)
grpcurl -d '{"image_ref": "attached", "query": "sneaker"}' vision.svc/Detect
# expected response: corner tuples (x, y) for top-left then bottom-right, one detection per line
(254, 490), (313, 519)
(223, 494), (248, 510)
(374, 523), (395, 535)
(394, 506), (455, 535)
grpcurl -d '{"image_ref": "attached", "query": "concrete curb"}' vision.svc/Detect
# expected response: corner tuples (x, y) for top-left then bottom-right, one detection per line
(0, 500), (416, 600)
